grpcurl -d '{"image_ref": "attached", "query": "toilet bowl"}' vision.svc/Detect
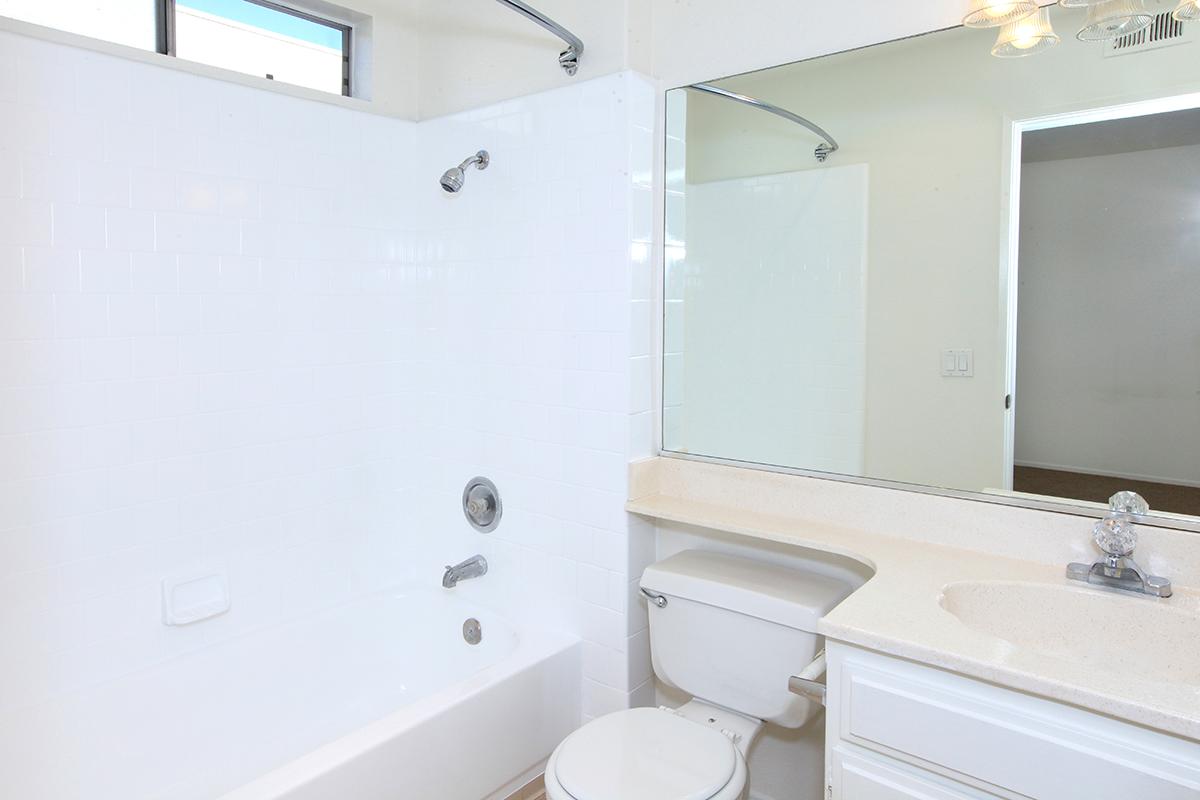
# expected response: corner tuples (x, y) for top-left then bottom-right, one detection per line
(541, 550), (855, 800)
(543, 702), (759, 800)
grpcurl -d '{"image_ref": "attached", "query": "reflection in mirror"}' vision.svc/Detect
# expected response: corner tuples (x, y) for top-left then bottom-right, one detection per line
(1014, 108), (1200, 517)
(662, 1), (1200, 523)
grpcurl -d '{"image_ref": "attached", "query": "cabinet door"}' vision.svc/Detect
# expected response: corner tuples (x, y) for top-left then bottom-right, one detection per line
(827, 644), (1200, 800)
(831, 745), (1000, 800)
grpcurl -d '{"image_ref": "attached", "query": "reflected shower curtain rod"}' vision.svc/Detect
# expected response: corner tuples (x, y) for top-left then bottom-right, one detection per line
(688, 83), (840, 163)
(493, 0), (584, 75)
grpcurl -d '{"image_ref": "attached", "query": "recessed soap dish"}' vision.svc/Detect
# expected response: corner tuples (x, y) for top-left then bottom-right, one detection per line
(161, 570), (231, 626)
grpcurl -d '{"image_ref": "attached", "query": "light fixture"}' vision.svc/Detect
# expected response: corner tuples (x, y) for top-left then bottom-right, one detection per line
(992, 8), (1062, 56)
(1077, 0), (1154, 40)
(1057, 0), (1109, 6)
(963, 0), (1039, 28)
(1174, 0), (1200, 21)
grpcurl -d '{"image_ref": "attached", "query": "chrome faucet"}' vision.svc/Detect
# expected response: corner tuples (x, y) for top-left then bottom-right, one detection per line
(443, 555), (488, 588)
(1066, 492), (1171, 598)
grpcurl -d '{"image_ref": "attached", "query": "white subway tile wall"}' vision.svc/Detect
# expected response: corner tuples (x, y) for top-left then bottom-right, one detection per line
(0, 27), (656, 733)
(407, 71), (657, 719)
(0, 31), (421, 717)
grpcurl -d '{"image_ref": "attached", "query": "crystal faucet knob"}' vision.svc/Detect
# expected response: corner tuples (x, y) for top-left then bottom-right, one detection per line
(1109, 491), (1149, 517)
(1093, 516), (1137, 557)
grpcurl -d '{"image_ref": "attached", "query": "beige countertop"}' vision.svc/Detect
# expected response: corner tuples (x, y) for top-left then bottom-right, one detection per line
(627, 457), (1200, 742)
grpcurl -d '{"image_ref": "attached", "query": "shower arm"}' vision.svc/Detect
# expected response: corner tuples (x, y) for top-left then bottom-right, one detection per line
(688, 83), (840, 163)
(493, 0), (584, 75)
(458, 152), (487, 171)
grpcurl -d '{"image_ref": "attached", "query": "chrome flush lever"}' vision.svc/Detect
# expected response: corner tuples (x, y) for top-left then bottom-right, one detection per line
(640, 587), (668, 608)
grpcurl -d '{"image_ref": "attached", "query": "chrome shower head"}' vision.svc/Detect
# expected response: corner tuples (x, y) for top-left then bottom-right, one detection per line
(439, 167), (466, 193)
(440, 150), (489, 193)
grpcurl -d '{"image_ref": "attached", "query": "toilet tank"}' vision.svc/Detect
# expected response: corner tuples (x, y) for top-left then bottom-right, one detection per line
(640, 550), (855, 728)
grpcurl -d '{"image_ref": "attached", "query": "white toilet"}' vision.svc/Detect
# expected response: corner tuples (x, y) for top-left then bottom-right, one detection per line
(543, 550), (854, 800)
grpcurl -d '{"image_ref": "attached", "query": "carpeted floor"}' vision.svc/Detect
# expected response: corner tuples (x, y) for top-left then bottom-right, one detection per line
(1013, 466), (1200, 518)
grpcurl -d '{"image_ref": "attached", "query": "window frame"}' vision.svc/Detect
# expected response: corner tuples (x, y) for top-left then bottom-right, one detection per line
(154, 0), (353, 97)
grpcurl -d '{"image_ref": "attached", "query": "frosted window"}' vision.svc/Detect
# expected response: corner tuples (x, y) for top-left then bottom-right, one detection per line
(0, 0), (157, 51)
(175, 0), (348, 95)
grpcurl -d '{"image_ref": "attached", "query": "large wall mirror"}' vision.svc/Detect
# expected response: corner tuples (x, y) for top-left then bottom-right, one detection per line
(662, 0), (1200, 528)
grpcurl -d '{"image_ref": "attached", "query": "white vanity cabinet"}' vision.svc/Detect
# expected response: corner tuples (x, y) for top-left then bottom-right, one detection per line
(824, 643), (1200, 800)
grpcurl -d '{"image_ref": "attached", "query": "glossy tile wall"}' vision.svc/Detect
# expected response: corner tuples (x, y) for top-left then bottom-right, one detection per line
(0, 27), (656, 725)
(0, 29), (420, 715)
(407, 71), (658, 718)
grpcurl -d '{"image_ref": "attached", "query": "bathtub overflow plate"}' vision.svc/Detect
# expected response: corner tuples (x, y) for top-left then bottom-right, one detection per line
(463, 618), (482, 645)
(462, 477), (502, 533)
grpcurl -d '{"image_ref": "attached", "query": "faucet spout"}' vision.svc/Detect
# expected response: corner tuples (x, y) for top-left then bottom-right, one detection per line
(443, 555), (488, 588)
(1066, 492), (1171, 598)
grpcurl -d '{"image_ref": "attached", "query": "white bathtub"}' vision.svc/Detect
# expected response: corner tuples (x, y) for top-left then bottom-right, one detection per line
(2, 587), (580, 800)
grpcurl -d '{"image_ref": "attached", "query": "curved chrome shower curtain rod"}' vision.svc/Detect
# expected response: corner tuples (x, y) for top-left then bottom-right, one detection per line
(688, 83), (840, 163)
(493, 0), (584, 75)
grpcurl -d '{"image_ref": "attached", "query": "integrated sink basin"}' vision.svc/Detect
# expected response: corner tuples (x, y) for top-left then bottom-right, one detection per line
(939, 580), (1200, 687)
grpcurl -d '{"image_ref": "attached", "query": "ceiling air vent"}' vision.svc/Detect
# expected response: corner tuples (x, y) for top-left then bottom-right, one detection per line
(1103, 12), (1195, 56)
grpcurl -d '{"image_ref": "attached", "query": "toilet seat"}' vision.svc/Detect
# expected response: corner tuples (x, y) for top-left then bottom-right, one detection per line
(543, 708), (748, 800)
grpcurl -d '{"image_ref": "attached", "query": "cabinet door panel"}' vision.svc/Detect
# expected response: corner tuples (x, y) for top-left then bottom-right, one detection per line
(832, 746), (998, 800)
(829, 645), (1200, 800)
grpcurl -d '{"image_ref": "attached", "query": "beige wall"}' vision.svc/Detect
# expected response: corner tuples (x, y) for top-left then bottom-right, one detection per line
(0, 0), (1002, 119)
(412, 0), (972, 118)
(414, 0), (973, 118)
(324, 0), (420, 117)
(646, 0), (966, 88)
(413, 0), (647, 119)
(672, 10), (1200, 492)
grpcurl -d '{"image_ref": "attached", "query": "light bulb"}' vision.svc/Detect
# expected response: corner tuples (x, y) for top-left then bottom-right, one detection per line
(1078, 0), (1154, 41)
(992, 8), (1061, 56)
(964, 0), (1038, 28)
(1008, 17), (1043, 47)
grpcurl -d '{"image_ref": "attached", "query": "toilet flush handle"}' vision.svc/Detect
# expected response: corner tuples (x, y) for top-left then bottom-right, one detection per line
(639, 587), (668, 608)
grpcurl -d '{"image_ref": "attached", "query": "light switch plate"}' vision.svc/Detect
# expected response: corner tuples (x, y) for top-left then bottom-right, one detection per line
(941, 349), (974, 377)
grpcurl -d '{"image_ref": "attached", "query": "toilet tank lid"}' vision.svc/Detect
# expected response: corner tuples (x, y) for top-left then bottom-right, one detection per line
(640, 550), (854, 631)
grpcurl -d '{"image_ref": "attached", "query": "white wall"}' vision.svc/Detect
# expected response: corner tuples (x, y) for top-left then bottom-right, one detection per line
(0, 27), (419, 716)
(407, 69), (659, 719)
(0, 24), (657, 772)
(1016, 143), (1200, 486)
